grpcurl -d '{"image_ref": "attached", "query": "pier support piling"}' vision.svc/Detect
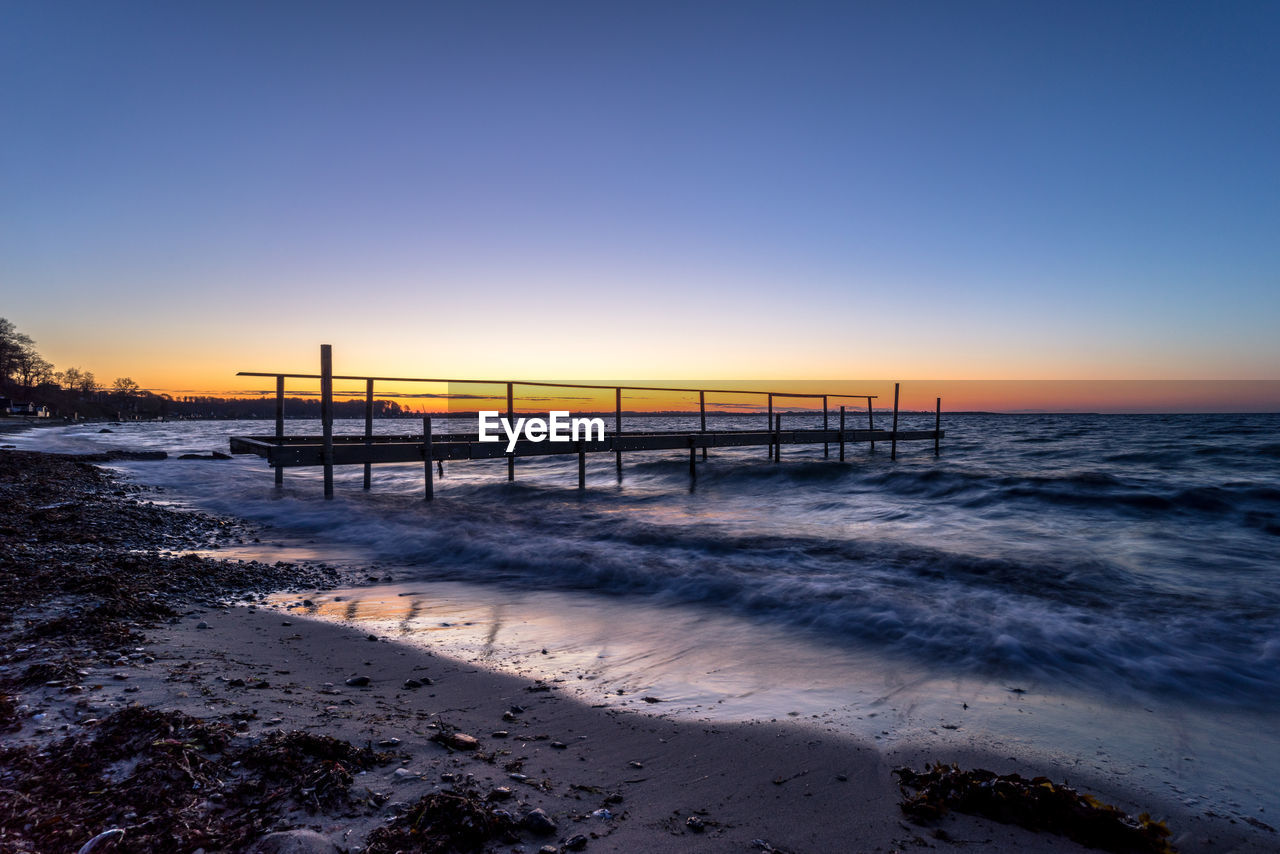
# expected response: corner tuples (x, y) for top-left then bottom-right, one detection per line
(700, 391), (707, 460)
(507, 382), (515, 482)
(363, 378), (374, 490)
(890, 382), (900, 462)
(423, 416), (433, 500)
(615, 387), (623, 480)
(935, 397), (942, 456)
(823, 395), (829, 458)
(320, 345), (334, 499)
(868, 397), (875, 452)
(839, 405), (846, 461)
(767, 395), (774, 460)
(274, 375), (284, 488)
(578, 443), (586, 489)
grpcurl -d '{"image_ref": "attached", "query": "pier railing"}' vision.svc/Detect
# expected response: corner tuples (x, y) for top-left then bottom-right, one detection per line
(230, 345), (943, 498)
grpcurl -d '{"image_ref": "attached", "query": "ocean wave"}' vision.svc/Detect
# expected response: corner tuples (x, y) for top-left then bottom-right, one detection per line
(16, 412), (1280, 710)
(380, 515), (1280, 707)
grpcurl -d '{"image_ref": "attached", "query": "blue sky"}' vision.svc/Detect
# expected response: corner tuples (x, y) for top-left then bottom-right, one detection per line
(2, 1), (1277, 394)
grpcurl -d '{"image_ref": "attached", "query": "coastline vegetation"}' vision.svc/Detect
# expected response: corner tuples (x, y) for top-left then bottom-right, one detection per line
(0, 317), (413, 422)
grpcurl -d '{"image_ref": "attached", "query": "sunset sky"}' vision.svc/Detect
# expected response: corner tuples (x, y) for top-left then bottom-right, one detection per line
(3, 2), (1278, 411)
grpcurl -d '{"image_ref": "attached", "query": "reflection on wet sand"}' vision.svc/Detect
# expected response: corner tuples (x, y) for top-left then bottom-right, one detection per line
(400, 598), (422, 633)
(269, 578), (1280, 823)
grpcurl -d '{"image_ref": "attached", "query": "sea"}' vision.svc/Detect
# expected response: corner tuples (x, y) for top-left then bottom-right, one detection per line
(10, 412), (1280, 824)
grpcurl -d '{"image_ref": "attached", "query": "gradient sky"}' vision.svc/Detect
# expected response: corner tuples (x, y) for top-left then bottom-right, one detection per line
(3, 1), (1278, 408)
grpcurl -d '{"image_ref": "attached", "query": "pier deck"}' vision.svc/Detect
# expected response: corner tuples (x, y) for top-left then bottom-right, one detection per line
(229, 345), (944, 498)
(230, 427), (940, 467)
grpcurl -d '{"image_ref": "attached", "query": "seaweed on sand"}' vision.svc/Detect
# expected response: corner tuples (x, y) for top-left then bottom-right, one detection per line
(0, 706), (238, 852)
(235, 730), (397, 814)
(0, 693), (19, 733)
(894, 763), (1175, 854)
(365, 787), (517, 854)
(0, 706), (397, 853)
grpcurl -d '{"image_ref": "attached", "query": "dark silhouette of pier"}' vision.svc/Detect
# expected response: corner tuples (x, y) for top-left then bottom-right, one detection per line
(229, 346), (944, 499)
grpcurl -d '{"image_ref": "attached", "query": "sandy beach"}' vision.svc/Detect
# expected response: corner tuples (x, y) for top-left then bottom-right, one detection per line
(1, 447), (1274, 853)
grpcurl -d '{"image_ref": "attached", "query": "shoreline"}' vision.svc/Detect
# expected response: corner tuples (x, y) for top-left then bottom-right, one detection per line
(0, 449), (1271, 852)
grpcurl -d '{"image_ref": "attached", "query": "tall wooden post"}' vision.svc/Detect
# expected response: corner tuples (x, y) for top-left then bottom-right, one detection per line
(578, 442), (586, 489)
(274, 375), (284, 487)
(935, 397), (941, 457)
(615, 387), (623, 479)
(699, 390), (707, 460)
(320, 345), (334, 499)
(506, 382), (515, 482)
(423, 416), (433, 500)
(363, 378), (374, 490)
(774, 413), (781, 462)
(839, 405), (846, 461)
(890, 382), (900, 461)
(689, 442), (697, 479)
(823, 395), (829, 458)
(867, 397), (875, 452)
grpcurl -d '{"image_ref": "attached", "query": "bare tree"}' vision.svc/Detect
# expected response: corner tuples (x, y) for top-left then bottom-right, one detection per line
(0, 318), (35, 387)
(31, 358), (55, 389)
(13, 345), (54, 393)
(112, 377), (141, 397)
(57, 367), (83, 392)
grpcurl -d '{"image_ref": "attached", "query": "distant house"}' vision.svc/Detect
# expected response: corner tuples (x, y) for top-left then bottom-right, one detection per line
(7, 401), (50, 417)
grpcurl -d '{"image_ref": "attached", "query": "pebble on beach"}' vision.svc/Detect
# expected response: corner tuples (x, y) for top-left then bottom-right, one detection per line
(246, 829), (341, 854)
(434, 731), (479, 751)
(521, 807), (557, 835)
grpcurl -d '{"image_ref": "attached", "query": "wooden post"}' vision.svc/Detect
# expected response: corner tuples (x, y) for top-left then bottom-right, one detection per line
(935, 397), (941, 457)
(320, 345), (334, 499)
(890, 382), (900, 461)
(839, 405), (846, 461)
(423, 416), (433, 500)
(507, 382), (515, 482)
(689, 443), (697, 479)
(274, 375), (284, 487)
(823, 395), (829, 458)
(867, 397), (875, 452)
(774, 413), (781, 462)
(578, 442), (586, 490)
(767, 394), (773, 459)
(363, 378), (374, 490)
(615, 387), (623, 480)
(700, 390), (707, 460)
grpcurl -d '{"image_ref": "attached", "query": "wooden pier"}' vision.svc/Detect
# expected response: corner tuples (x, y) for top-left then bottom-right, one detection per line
(229, 346), (944, 499)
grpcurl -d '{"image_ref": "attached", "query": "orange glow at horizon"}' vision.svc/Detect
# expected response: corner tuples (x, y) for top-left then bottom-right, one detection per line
(192, 377), (1279, 415)
(26, 327), (1280, 415)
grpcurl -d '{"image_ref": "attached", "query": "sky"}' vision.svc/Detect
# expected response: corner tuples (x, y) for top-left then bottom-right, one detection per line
(2, 1), (1278, 410)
